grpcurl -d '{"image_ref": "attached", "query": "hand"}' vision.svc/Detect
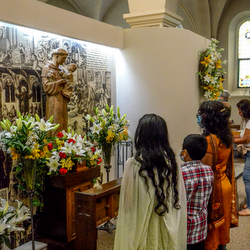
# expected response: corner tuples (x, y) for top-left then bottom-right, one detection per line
(58, 78), (67, 86)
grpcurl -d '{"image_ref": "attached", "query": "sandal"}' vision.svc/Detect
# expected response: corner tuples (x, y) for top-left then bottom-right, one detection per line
(238, 209), (250, 216)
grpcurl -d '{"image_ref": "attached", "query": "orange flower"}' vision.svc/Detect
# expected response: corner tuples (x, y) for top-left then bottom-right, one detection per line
(201, 55), (211, 67)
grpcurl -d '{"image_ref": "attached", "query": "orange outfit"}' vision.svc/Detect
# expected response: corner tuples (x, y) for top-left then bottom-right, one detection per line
(202, 134), (238, 250)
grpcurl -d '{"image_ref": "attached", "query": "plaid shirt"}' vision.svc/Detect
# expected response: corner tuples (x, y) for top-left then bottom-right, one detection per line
(181, 160), (214, 244)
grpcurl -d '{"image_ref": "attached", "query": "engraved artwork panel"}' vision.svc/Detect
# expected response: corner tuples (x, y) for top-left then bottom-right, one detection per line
(0, 187), (8, 201)
(0, 22), (112, 136)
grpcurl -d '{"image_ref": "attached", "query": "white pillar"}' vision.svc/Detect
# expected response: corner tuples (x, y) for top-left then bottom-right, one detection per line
(124, 0), (182, 28)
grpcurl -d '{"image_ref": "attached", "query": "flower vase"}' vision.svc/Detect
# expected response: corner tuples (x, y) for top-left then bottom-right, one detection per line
(21, 158), (37, 192)
(102, 143), (112, 182)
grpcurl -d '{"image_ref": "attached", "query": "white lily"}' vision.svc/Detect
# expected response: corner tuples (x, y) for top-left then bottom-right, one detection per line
(10, 126), (17, 134)
(0, 199), (9, 215)
(85, 114), (94, 123)
(47, 155), (60, 173)
(22, 117), (36, 129)
(2, 132), (12, 139)
(211, 77), (217, 84)
(0, 218), (11, 235)
(60, 142), (74, 155)
(8, 225), (25, 233)
(74, 143), (86, 156)
(95, 149), (102, 157)
(203, 74), (211, 83)
(14, 200), (31, 223)
(90, 122), (102, 134)
(35, 119), (55, 132)
(204, 91), (212, 99)
(74, 134), (85, 144)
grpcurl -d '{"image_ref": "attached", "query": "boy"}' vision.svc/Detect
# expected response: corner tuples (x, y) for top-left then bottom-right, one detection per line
(180, 134), (214, 250)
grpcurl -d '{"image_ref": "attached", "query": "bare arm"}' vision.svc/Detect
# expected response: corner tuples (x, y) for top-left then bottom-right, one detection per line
(234, 128), (250, 144)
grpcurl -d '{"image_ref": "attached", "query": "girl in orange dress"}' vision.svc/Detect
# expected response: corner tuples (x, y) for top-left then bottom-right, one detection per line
(197, 101), (238, 250)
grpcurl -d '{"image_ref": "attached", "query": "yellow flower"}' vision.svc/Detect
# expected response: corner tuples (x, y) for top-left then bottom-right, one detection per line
(218, 83), (223, 91)
(122, 127), (128, 136)
(60, 158), (74, 171)
(201, 55), (211, 67)
(214, 92), (220, 99)
(215, 59), (222, 68)
(204, 85), (215, 92)
(219, 77), (224, 82)
(40, 145), (49, 158)
(25, 155), (35, 160)
(45, 151), (52, 158)
(11, 148), (20, 160)
(56, 138), (64, 150)
(106, 130), (115, 143)
(32, 148), (41, 159)
(118, 133), (124, 141)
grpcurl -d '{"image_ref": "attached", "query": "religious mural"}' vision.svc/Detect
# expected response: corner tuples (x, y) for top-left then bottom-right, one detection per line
(0, 23), (111, 135)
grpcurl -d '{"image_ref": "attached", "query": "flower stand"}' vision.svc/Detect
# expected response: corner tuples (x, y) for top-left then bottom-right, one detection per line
(102, 143), (112, 182)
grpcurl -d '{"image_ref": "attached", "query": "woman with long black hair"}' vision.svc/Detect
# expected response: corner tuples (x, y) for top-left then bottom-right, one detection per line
(197, 101), (238, 250)
(114, 114), (187, 250)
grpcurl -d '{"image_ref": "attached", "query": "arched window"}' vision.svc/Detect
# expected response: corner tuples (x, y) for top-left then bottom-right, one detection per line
(238, 21), (250, 88)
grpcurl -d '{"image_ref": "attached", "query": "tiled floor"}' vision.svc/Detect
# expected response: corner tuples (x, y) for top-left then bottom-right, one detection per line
(228, 175), (250, 249)
(234, 157), (245, 179)
(97, 219), (116, 250)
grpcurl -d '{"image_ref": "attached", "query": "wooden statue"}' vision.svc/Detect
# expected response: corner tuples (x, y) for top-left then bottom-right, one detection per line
(41, 48), (75, 134)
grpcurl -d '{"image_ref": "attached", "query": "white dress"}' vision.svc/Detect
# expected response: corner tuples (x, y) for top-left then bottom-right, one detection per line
(114, 157), (187, 250)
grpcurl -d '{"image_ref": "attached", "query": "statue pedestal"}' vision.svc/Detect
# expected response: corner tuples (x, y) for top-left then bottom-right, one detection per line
(37, 166), (100, 243)
(13, 241), (47, 250)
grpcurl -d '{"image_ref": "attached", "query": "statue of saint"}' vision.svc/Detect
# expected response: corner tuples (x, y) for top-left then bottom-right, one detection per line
(41, 48), (73, 134)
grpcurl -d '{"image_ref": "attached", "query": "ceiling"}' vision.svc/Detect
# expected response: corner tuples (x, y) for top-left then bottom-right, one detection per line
(38, 0), (129, 25)
(37, 0), (243, 39)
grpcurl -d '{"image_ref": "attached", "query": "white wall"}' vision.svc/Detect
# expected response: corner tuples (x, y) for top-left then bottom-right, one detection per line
(116, 27), (210, 164)
(0, 0), (124, 49)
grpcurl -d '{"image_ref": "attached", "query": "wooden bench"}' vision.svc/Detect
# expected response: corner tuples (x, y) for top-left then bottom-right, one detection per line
(75, 178), (121, 250)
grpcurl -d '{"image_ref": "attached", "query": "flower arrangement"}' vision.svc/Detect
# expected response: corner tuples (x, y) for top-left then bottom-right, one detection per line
(0, 112), (59, 205)
(0, 199), (31, 249)
(86, 105), (129, 148)
(0, 112), (58, 161)
(0, 112), (101, 206)
(45, 130), (102, 176)
(197, 39), (227, 100)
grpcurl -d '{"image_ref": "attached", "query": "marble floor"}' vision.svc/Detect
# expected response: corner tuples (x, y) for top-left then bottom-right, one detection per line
(97, 157), (249, 250)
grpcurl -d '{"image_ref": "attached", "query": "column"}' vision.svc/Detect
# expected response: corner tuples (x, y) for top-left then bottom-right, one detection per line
(124, 0), (183, 28)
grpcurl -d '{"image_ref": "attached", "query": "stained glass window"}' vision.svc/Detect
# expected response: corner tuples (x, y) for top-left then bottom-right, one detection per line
(238, 21), (250, 87)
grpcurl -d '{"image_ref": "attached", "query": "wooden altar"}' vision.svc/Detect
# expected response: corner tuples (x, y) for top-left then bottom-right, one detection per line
(37, 165), (100, 244)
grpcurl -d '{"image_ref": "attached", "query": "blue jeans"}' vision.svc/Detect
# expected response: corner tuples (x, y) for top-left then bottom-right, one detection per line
(243, 152), (250, 209)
